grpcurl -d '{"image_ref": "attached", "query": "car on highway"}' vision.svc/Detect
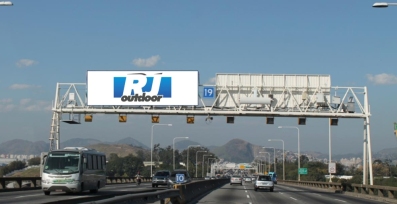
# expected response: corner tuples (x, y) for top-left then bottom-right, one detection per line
(254, 175), (274, 192)
(168, 169), (192, 186)
(152, 170), (171, 188)
(204, 176), (211, 180)
(244, 177), (252, 183)
(230, 175), (242, 185)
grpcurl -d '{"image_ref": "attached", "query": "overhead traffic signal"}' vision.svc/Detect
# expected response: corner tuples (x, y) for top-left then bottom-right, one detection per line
(84, 114), (92, 122)
(330, 118), (338, 126)
(151, 115), (159, 123)
(266, 117), (274, 124)
(119, 115), (127, 123)
(187, 116), (195, 124)
(227, 117), (234, 124)
(298, 118), (306, 125)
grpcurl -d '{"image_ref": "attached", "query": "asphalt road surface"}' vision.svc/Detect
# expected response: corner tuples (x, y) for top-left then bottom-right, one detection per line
(0, 183), (159, 204)
(192, 181), (388, 204)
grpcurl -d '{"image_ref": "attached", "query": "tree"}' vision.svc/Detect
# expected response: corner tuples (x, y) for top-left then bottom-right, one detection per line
(28, 157), (41, 166)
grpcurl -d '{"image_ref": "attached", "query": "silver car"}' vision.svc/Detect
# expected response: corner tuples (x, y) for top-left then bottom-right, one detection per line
(254, 175), (274, 192)
(230, 175), (242, 185)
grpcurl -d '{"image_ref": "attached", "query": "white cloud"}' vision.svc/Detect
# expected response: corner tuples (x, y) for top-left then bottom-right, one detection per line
(16, 59), (38, 67)
(0, 98), (15, 112)
(132, 55), (160, 67)
(9, 84), (41, 90)
(206, 77), (216, 84)
(0, 98), (51, 112)
(0, 98), (13, 103)
(366, 73), (397, 85)
(18, 99), (52, 111)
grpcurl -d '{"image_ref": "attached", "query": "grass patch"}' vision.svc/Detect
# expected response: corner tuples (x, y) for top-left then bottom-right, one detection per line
(10, 167), (40, 177)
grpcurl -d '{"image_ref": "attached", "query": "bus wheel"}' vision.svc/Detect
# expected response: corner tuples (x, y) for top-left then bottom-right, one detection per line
(80, 183), (84, 193)
(44, 191), (50, 195)
(90, 182), (99, 193)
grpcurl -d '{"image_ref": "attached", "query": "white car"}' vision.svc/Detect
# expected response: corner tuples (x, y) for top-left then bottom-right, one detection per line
(230, 175), (243, 185)
(244, 177), (252, 182)
(254, 175), (274, 192)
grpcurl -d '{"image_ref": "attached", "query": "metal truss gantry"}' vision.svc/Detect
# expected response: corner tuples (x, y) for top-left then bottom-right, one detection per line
(49, 74), (373, 185)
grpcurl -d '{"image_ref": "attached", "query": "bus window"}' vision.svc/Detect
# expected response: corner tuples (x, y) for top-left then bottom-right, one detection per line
(93, 155), (97, 169)
(88, 155), (92, 169)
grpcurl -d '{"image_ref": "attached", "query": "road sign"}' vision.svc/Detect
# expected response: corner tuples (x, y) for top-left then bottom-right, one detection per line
(299, 168), (307, 175)
(328, 162), (336, 174)
(176, 174), (184, 183)
(203, 87), (215, 98)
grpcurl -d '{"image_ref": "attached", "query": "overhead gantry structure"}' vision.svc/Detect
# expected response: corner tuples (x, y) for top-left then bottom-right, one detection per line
(49, 73), (373, 185)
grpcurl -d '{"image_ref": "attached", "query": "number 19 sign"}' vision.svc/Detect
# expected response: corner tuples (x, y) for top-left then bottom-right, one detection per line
(203, 87), (215, 98)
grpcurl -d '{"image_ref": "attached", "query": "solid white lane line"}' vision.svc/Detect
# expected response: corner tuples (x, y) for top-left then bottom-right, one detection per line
(15, 194), (42, 198)
(334, 199), (346, 203)
(290, 197), (297, 201)
(69, 196), (90, 199)
(247, 195), (250, 198)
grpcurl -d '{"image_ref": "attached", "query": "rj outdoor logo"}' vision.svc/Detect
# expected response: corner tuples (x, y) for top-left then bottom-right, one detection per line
(113, 73), (172, 102)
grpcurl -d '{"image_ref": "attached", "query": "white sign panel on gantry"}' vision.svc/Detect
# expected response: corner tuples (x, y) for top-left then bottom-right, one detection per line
(215, 74), (331, 108)
(87, 70), (199, 106)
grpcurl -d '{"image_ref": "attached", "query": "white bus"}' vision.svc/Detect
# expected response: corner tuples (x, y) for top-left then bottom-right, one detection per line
(40, 147), (107, 195)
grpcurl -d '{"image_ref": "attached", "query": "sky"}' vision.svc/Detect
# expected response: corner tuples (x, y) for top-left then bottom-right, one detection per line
(1, 0), (397, 156)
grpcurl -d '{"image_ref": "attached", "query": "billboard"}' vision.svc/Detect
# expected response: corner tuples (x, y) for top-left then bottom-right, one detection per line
(87, 70), (199, 106)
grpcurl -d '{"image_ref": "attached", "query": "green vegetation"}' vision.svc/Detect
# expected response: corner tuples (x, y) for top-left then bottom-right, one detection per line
(28, 157), (40, 166)
(103, 144), (217, 177)
(10, 167), (40, 177)
(0, 160), (26, 177)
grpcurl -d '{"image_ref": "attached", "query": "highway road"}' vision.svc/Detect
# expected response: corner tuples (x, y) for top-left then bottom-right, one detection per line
(0, 183), (161, 204)
(192, 181), (387, 204)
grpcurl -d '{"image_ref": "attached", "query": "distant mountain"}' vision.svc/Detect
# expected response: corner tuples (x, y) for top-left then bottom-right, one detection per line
(167, 140), (202, 151)
(60, 138), (102, 148)
(333, 152), (362, 161)
(113, 137), (149, 149)
(207, 145), (219, 152)
(212, 138), (257, 163)
(0, 139), (48, 155)
(373, 147), (397, 161)
(87, 143), (149, 158)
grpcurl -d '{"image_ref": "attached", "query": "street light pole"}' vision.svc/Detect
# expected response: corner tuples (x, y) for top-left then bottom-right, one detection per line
(202, 154), (212, 178)
(151, 124), (172, 177)
(263, 147), (276, 173)
(196, 151), (207, 178)
(259, 152), (270, 173)
(173, 137), (189, 170)
(208, 158), (216, 177)
(279, 126), (300, 181)
(269, 139), (285, 181)
(187, 145), (200, 173)
(329, 120), (332, 182)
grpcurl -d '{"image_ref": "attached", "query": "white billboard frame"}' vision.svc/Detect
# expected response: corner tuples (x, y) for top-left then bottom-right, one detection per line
(86, 70), (199, 106)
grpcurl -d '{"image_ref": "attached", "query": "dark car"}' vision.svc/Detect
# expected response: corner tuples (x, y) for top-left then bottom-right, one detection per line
(168, 169), (192, 186)
(152, 170), (171, 188)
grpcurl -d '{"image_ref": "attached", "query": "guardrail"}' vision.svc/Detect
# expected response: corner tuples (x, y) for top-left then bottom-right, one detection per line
(0, 176), (153, 191)
(0, 176), (207, 193)
(280, 180), (397, 202)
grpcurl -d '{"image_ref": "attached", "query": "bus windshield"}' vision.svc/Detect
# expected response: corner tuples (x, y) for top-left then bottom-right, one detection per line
(43, 152), (80, 174)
